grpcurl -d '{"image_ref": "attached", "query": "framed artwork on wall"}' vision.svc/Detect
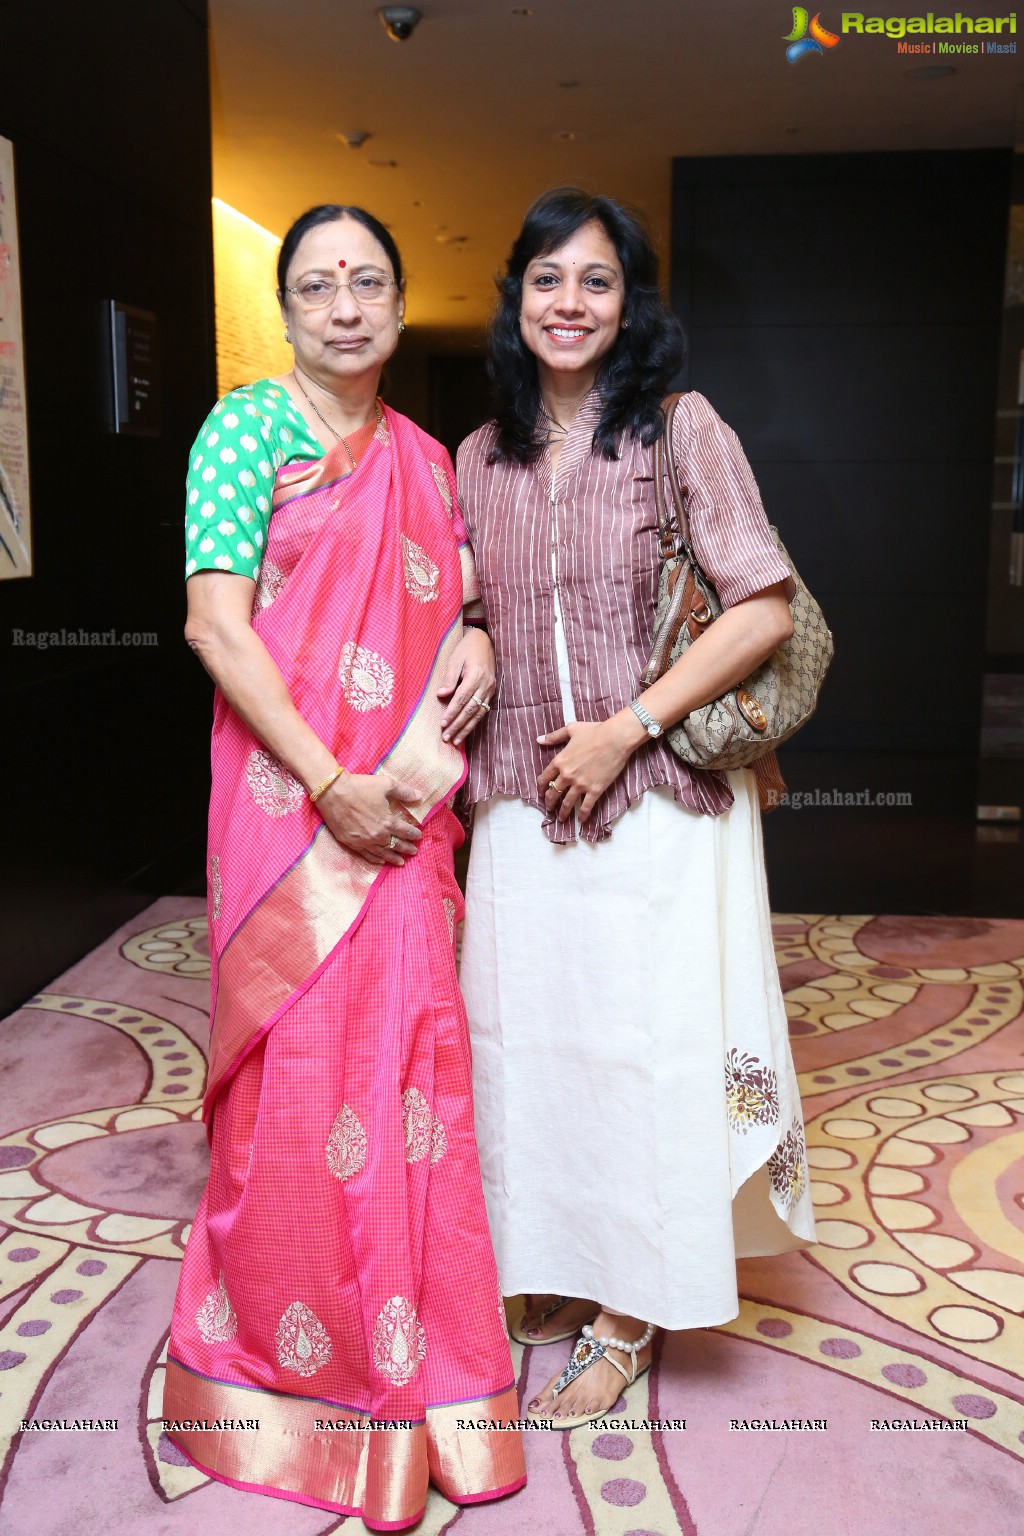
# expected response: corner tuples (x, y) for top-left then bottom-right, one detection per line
(0, 133), (32, 579)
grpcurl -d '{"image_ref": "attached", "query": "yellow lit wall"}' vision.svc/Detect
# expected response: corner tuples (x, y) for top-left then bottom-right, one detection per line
(212, 198), (292, 397)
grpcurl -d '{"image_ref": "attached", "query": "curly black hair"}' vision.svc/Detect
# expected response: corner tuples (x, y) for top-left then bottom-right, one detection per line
(487, 187), (684, 463)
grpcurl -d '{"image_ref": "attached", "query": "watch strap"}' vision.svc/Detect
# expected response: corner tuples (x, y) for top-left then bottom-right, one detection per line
(629, 699), (663, 736)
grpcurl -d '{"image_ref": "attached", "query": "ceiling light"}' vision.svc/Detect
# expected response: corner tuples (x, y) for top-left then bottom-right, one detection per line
(377, 7), (422, 43)
(337, 130), (372, 150)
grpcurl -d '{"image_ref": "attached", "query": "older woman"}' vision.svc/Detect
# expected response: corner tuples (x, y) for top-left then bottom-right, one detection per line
(457, 187), (816, 1429)
(164, 203), (525, 1526)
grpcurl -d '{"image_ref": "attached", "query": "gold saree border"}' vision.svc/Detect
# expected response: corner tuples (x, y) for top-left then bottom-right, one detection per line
(205, 618), (467, 1111)
(163, 1359), (525, 1526)
(425, 1390), (527, 1505)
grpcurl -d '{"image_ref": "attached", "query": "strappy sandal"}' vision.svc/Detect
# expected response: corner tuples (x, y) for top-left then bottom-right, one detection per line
(526, 1321), (657, 1429)
(507, 1295), (598, 1346)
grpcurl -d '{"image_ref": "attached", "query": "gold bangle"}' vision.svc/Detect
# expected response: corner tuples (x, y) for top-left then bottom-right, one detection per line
(309, 763), (347, 804)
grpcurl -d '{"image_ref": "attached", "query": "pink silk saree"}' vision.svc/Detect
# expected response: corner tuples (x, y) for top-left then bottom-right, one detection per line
(164, 407), (525, 1529)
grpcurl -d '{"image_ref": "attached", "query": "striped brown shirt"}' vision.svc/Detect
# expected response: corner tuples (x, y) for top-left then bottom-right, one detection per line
(456, 389), (791, 843)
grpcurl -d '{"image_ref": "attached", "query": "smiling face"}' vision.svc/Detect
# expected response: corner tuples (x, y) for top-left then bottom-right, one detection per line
(519, 219), (625, 394)
(278, 215), (405, 391)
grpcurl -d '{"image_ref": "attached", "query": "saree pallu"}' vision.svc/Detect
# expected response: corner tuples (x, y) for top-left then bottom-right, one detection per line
(165, 408), (525, 1528)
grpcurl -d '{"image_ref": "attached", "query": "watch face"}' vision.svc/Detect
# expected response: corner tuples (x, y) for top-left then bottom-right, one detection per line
(647, 722), (661, 737)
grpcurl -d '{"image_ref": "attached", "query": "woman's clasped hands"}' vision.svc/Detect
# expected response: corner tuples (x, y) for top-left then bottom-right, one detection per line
(314, 627), (498, 867)
(316, 770), (422, 868)
(537, 716), (639, 824)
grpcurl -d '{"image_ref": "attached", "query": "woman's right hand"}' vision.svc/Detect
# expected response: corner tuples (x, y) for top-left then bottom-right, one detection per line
(184, 575), (421, 867)
(315, 771), (423, 867)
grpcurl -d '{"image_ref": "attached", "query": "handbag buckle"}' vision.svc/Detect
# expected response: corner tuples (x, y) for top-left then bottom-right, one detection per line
(736, 688), (768, 732)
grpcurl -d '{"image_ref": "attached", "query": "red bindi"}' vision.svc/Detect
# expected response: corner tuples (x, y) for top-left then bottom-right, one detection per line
(338, 259), (347, 268)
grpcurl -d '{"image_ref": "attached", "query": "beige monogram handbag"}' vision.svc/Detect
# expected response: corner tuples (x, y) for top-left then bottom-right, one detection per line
(640, 394), (833, 771)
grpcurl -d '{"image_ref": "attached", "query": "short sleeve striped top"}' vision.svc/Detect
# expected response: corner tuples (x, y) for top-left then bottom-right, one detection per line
(456, 389), (791, 840)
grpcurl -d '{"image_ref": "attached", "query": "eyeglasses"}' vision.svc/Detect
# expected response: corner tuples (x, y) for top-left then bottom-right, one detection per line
(285, 275), (398, 309)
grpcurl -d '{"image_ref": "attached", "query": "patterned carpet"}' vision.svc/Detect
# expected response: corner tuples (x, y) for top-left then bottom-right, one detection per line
(1, 899), (1023, 1535)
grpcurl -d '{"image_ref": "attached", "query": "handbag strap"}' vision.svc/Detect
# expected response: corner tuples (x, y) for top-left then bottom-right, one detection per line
(655, 392), (696, 562)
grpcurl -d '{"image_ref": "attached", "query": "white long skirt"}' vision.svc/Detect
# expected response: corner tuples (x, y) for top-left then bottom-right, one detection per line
(459, 602), (816, 1330)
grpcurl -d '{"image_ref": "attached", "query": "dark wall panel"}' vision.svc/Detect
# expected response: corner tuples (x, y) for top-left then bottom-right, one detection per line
(0, 1), (215, 1012)
(677, 173), (1006, 328)
(756, 461), (991, 597)
(689, 326), (1001, 464)
(671, 150), (1010, 754)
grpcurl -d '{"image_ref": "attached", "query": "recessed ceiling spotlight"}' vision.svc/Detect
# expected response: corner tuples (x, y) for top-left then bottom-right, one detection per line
(554, 130), (582, 141)
(904, 63), (956, 79)
(337, 130), (372, 150)
(367, 159), (399, 168)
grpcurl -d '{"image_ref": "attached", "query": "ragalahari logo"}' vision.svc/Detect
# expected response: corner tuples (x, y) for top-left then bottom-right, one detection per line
(785, 8), (842, 61)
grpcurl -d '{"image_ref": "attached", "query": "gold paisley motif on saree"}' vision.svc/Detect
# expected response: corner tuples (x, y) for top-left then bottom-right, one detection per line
(195, 1271), (237, 1344)
(326, 1103), (368, 1182)
(372, 1295), (426, 1386)
(275, 1300), (333, 1378)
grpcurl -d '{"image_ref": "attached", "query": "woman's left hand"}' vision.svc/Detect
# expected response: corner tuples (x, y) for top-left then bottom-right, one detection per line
(438, 627), (496, 745)
(537, 718), (637, 824)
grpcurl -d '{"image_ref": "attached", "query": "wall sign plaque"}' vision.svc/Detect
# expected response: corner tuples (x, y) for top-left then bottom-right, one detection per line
(108, 300), (161, 436)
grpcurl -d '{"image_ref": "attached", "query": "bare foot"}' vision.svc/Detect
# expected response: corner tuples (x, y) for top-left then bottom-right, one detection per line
(517, 1294), (598, 1343)
(527, 1310), (654, 1423)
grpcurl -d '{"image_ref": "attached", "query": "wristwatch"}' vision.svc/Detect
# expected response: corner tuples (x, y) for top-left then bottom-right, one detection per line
(629, 699), (664, 738)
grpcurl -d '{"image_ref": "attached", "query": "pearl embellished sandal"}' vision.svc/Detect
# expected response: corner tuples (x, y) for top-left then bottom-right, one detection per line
(508, 1294), (599, 1346)
(526, 1321), (657, 1429)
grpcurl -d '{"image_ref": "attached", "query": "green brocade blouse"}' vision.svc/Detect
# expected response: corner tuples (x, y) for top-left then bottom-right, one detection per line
(183, 379), (323, 581)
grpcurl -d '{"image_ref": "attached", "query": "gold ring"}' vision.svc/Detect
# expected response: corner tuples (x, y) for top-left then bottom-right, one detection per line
(389, 835), (398, 850)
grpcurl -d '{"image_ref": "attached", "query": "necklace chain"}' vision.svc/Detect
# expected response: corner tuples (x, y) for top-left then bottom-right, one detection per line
(540, 387), (592, 442)
(292, 370), (380, 470)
